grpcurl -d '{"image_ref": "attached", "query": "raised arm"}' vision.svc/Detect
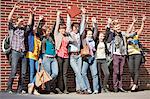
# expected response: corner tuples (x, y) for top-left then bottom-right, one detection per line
(8, 2), (20, 22)
(79, 7), (86, 35)
(54, 10), (61, 35)
(66, 7), (72, 33)
(127, 16), (136, 34)
(92, 17), (98, 40)
(137, 15), (146, 35)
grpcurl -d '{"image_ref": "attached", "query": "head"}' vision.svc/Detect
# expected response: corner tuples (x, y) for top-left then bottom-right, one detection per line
(112, 19), (121, 33)
(86, 28), (93, 39)
(71, 22), (79, 33)
(59, 24), (66, 35)
(40, 18), (46, 28)
(98, 32), (105, 42)
(16, 16), (24, 27)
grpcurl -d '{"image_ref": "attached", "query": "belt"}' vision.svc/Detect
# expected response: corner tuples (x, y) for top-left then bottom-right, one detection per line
(70, 52), (80, 55)
(45, 55), (55, 58)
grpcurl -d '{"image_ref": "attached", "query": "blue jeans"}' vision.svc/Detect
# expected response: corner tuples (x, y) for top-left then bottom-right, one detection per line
(28, 58), (38, 83)
(42, 56), (58, 79)
(82, 56), (99, 91)
(70, 54), (87, 91)
(7, 50), (27, 91)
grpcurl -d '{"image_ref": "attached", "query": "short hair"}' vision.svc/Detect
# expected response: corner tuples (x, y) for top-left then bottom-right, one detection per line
(71, 22), (79, 29)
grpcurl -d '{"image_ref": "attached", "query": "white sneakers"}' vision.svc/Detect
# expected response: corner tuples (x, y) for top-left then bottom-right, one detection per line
(93, 90), (99, 94)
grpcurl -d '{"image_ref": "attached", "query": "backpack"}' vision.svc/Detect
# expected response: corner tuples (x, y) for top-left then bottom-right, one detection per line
(2, 36), (11, 54)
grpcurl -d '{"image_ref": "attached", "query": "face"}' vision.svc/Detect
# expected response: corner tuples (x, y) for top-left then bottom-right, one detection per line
(59, 28), (66, 35)
(99, 33), (105, 41)
(113, 24), (121, 33)
(16, 17), (24, 26)
(72, 25), (79, 33)
(86, 30), (93, 38)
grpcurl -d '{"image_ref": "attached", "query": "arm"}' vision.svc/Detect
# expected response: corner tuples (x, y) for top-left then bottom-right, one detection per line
(54, 11), (61, 35)
(126, 16), (136, 34)
(8, 2), (20, 22)
(66, 8), (72, 33)
(92, 17), (98, 40)
(137, 15), (146, 35)
(79, 8), (86, 35)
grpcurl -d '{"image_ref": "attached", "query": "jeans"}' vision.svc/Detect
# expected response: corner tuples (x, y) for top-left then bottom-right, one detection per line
(97, 59), (110, 89)
(28, 58), (38, 83)
(70, 54), (87, 91)
(82, 56), (99, 91)
(42, 56), (58, 79)
(113, 54), (126, 89)
(56, 56), (69, 92)
(7, 50), (27, 92)
(42, 55), (58, 92)
(128, 54), (142, 85)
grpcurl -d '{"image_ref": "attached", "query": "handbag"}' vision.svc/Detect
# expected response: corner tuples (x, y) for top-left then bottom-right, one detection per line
(35, 63), (52, 87)
(80, 44), (91, 57)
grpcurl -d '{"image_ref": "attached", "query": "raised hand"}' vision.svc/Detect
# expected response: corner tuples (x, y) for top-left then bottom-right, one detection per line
(142, 15), (146, 22)
(39, 15), (44, 20)
(92, 17), (97, 23)
(57, 10), (61, 16)
(107, 18), (112, 24)
(132, 15), (137, 23)
(29, 7), (37, 14)
(81, 7), (86, 14)
(14, 2), (20, 9)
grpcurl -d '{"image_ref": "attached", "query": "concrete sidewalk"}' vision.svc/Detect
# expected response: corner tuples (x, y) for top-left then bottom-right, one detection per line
(0, 90), (150, 99)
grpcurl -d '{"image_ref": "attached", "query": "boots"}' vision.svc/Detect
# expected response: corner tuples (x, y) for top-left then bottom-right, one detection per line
(28, 83), (34, 94)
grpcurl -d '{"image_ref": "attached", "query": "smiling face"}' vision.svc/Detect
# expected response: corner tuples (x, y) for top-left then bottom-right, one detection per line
(99, 33), (105, 41)
(16, 16), (24, 26)
(86, 30), (93, 38)
(59, 24), (66, 35)
(72, 23), (79, 33)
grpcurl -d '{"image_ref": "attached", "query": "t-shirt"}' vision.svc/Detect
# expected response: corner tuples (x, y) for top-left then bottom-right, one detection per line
(96, 42), (106, 59)
(127, 35), (141, 55)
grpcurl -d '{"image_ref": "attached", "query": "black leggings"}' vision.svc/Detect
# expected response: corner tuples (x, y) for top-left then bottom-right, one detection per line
(128, 54), (142, 85)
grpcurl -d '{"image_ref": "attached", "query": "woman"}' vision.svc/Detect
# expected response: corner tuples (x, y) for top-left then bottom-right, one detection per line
(81, 17), (99, 94)
(127, 15), (146, 92)
(96, 32), (110, 93)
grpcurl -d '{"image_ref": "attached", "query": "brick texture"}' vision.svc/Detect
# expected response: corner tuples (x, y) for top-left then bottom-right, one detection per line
(0, 0), (150, 91)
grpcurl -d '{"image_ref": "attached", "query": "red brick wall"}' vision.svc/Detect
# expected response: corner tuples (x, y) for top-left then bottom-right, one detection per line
(1, 0), (150, 91)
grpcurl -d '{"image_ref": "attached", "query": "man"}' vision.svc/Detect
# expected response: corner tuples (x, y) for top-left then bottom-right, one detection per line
(6, 2), (34, 94)
(105, 18), (127, 93)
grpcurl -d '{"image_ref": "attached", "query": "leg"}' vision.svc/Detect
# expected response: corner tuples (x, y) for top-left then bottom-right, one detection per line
(128, 55), (135, 83)
(90, 58), (99, 92)
(63, 58), (69, 93)
(113, 55), (120, 90)
(7, 50), (20, 91)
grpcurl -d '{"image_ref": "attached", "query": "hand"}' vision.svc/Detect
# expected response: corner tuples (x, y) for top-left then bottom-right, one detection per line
(39, 15), (44, 20)
(68, 6), (71, 9)
(57, 10), (61, 16)
(81, 7), (86, 14)
(14, 2), (20, 9)
(86, 16), (89, 22)
(29, 7), (37, 14)
(92, 17), (97, 23)
(107, 18), (112, 24)
(132, 15), (137, 23)
(142, 14), (146, 22)
(39, 58), (42, 64)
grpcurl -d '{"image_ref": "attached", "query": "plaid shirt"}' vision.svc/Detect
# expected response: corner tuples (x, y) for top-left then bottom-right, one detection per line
(8, 20), (32, 52)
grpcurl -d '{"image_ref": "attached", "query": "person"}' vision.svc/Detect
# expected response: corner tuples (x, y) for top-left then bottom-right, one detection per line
(6, 2), (34, 94)
(81, 17), (99, 94)
(127, 15), (146, 92)
(96, 32), (110, 93)
(26, 15), (46, 95)
(67, 7), (89, 94)
(54, 10), (74, 94)
(105, 18), (127, 93)
(42, 23), (58, 94)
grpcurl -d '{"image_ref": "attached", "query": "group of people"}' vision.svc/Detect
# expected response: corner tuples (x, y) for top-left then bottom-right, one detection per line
(5, 2), (146, 95)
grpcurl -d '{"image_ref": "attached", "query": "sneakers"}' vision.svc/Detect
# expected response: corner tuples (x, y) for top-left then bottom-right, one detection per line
(55, 88), (63, 94)
(118, 88), (127, 92)
(93, 90), (98, 94)
(87, 89), (92, 94)
(8, 90), (13, 94)
(101, 88), (109, 93)
(64, 90), (69, 94)
(33, 89), (40, 95)
(28, 83), (34, 94)
(131, 84), (138, 92)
